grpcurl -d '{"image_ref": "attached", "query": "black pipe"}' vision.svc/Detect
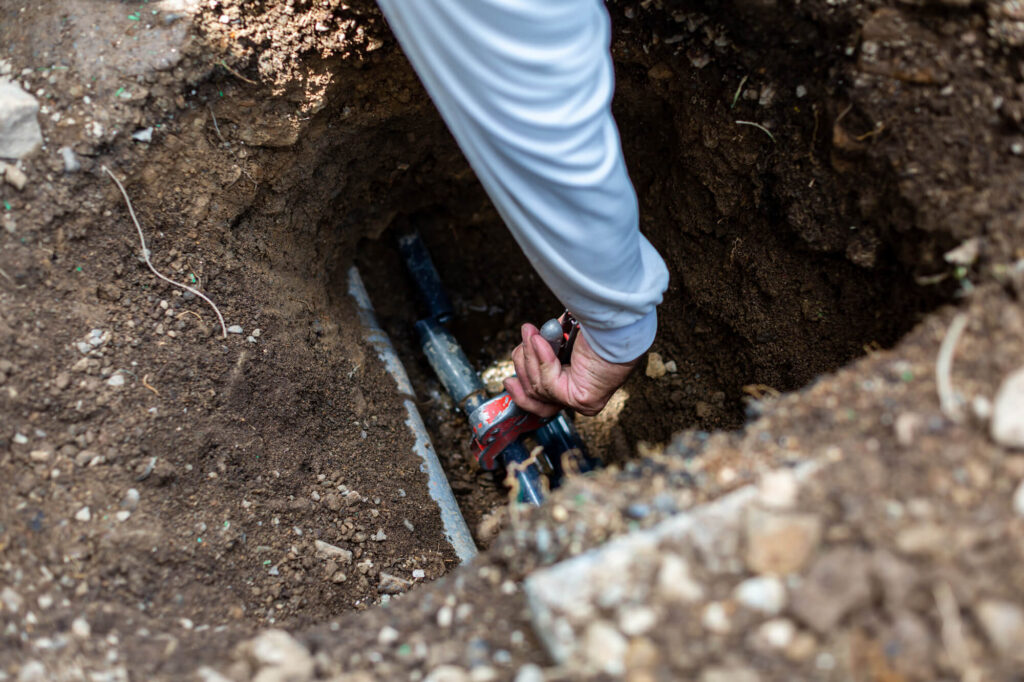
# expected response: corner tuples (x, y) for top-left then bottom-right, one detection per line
(398, 231), (455, 324)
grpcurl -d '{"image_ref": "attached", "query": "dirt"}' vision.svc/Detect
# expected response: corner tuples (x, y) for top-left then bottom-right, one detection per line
(1, 0), (1023, 679)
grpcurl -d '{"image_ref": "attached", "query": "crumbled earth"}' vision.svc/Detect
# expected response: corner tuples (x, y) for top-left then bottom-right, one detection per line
(1, 0), (1023, 680)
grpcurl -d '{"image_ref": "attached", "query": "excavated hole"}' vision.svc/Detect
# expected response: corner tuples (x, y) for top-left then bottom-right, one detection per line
(341, 6), (956, 538)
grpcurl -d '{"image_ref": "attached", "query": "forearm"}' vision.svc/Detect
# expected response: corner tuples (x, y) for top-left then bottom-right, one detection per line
(376, 0), (669, 362)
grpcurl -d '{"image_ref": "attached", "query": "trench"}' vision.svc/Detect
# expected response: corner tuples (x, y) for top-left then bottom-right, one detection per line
(340, 5), (955, 538)
(123, 0), (959, 634)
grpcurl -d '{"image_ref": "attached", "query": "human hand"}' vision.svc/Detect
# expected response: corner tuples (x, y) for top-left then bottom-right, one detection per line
(504, 322), (638, 418)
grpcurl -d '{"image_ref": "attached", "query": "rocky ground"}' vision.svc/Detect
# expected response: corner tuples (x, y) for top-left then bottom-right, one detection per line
(1, 0), (1024, 680)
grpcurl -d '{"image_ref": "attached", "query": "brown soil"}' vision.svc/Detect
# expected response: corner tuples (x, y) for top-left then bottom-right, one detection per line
(1, 0), (1023, 679)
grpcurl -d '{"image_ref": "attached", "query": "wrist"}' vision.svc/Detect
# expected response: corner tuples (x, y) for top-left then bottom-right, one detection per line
(578, 309), (658, 364)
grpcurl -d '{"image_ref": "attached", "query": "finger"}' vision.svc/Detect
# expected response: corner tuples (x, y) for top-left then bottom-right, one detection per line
(504, 377), (559, 418)
(531, 333), (562, 389)
(519, 323), (544, 394)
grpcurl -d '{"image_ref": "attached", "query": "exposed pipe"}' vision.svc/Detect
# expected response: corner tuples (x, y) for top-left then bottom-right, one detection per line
(347, 266), (478, 563)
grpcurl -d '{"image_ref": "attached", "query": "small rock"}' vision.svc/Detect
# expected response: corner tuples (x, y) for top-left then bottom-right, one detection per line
(744, 508), (822, 575)
(16, 661), (47, 682)
(70, 617), (91, 639)
(371, 529), (387, 542)
(59, 146), (81, 173)
(734, 576), (787, 615)
(412, 569), (426, 579)
(377, 625), (400, 645)
(664, 360), (678, 373)
(975, 599), (1024, 658)
(74, 449), (96, 467)
(314, 540), (353, 563)
(36, 594), (52, 610)
(2, 162), (27, 190)
(437, 605), (454, 628)
(54, 372), (71, 390)
(757, 470), (799, 509)
(647, 62), (674, 80)
(1, 586), (23, 613)
(701, 602), (731, 634)
(115, 510), (131, 522)
(378, 572), (411, 595)
(241, 629), (314, 682)
(122, 488), (140, 510)
(895, 523), (947, 557)
(513, 664), (544, 682)
(424, 666), (470, 682)
(943, 237), (981, 266)
(74, 506), (91, 522)
(791, 547), (871, 633)
(657, 555), (704, 603)
(107, 373), (125, 387)
(617, 606), (657, 635)
(752, 618), (796, 651)
(992, 367), (1024, 449)
(645, 352), (667, 378)
(699, 665), (760, 682)
(0, 80), (43, 159)
(582, 620), (627, 675)
(226, 325), (244, 334)
(131, 127), (154, 143)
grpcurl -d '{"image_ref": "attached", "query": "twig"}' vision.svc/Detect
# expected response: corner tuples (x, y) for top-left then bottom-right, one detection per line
(936, 312), (969, 423)
(730, 75), (748, 110)
(141, 374), (160, 397)
(207, 106), (227, 145)
(176, 310), (203, 322)
(0, 266), (13, 285)
(735, 120), (776, 143)
(218, 59), (258, 85)
(101, 166), (228, 338)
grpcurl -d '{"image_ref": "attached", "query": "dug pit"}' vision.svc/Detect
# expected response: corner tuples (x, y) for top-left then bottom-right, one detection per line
(7, 0), (1016, 676)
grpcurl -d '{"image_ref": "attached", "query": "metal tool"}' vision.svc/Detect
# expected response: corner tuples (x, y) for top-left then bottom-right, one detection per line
(399, 230), (598, 504)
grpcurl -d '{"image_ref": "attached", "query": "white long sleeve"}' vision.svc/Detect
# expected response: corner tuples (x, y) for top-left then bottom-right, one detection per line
(375, 0), (669, 363)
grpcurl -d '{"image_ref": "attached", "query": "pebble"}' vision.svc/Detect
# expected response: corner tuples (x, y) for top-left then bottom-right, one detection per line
(757, 470), (799, 509)
(753, 618), (796, 651)
(791, 548), (871, 633)
(74, 506), (91, 522)
(115, 510), (131, 522)
(0, 80), (42, 159)
(617, 606), (657, 635)
(59, 146), (81, 173)
(70, 617), (91, 639)
(227, 325), (244, 334)
(582, 620), (627, 675)
(242, 629), (314, 682)
(122, 488), (140, 510)
(16, 661), (47, 682)
(371, 529), (387, 542)
(314, 540), (353, 563)
(975, 600), (1024, 657)
(378, 572), (411, 595)
(734, 576), (787, 615)
(107, 373), (125, 387)
(701, 602), (731, 634)
(991, 367), (1024, 449)
(1, 586), (23, 613)
(412, 569), (426, 579)
(2, 162), (27, 191)
(645, 352), (667, 379)
(744, 508), (822, 575)
(424, 666), (470, 682)
(513, 664), (544, 682)
(131, 127), (154, 142)
(657, 555), (704, 603)
(377, 625), (400, 645)
(437, 605), (454, 628)
(699, 665), (760, 682)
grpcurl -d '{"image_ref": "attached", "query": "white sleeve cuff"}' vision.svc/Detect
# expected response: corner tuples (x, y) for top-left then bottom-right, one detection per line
(580, 308), (658, 364)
